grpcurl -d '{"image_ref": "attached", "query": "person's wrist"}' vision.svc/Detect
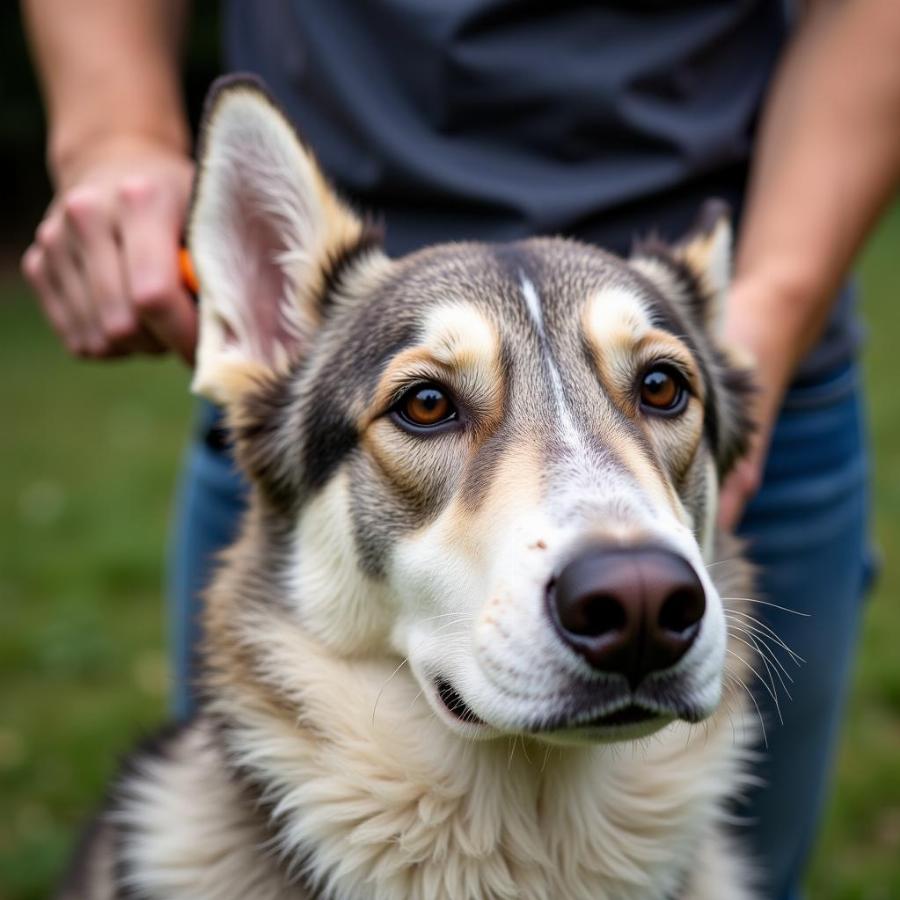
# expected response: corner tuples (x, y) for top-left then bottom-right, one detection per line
(49, 126), (190, 191)
(714, 273), (816, 528)
(714, 277), (795, 529)
(722, 269), (823, 400)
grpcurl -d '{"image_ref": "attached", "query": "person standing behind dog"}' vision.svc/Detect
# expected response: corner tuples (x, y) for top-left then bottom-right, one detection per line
(20, 2), (900, 897)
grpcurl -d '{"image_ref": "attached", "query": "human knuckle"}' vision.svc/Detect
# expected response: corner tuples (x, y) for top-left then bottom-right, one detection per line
(62, 187), (105, 231)
(103, 312), (139, 344)
(86, 334), (112, 358)
(118, 175), (156, 207)
(740, 469), (761, 495)
(44, 311), (68, 337)
(21, 246), (42, 280)
(132, 282), (171, 315)
(70, 338), (91, 358)
(36, 217), (62, 249)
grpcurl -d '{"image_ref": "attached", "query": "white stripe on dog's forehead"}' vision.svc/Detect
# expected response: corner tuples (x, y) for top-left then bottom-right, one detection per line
(520, 275), (583, 450)
(520, 273), (544, 331)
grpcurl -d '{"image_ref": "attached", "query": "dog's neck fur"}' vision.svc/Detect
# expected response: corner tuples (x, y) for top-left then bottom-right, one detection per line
(181, 508), (754, 900)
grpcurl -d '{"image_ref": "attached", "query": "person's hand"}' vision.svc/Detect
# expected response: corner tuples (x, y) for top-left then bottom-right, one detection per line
(717, 278), (798, 531)
(21, 137), (197, 363)
(717, 409), (773, 533)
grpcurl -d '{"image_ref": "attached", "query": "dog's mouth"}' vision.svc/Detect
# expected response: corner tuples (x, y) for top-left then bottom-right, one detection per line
(579, 704), (657, 728)
(434, 676), (673, 735)
(435, 678), (486, 726)
(529, 702), (669, 735)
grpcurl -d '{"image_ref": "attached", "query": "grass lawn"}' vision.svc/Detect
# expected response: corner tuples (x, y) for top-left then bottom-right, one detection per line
(1, 209), (899, 898)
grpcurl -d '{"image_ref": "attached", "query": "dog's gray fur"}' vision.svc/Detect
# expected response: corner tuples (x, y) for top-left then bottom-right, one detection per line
(59, 77), (761, 900)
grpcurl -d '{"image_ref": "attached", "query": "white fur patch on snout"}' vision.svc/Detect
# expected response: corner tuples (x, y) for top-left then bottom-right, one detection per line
(469, 510), (725, 734)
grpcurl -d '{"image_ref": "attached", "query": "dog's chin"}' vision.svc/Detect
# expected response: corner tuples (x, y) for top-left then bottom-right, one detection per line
(536, 714), (674, 746)
(425, 674), (715, 744)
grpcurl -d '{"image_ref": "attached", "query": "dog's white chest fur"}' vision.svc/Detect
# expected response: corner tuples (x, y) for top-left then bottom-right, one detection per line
(117, 640), (753, 900)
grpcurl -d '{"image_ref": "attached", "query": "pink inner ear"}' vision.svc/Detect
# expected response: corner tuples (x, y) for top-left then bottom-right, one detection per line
(229, 186), (305, 365)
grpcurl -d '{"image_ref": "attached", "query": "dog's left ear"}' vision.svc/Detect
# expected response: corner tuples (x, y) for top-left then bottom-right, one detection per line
(188, 76), (372, 406)
(630, 199), (732, 335)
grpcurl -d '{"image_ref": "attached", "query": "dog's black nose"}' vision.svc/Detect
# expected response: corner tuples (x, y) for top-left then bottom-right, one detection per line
(548, 545), (705, 688)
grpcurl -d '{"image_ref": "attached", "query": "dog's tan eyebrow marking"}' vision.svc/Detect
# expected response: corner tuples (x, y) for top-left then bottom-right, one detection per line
(520, 275), (583, 450)
(417, 303), (499, 369)
(583, 286), (653, 378)
(365, 303), (502, 422)
(580, 286), (656, 414)
(584, 287), (703, 405)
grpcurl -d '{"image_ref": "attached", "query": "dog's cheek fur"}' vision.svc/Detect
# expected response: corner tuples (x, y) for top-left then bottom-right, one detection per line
(707, 353), (755, 478)
(349, 445), (458, 579)
(678, 447), (720, 562)
(287, 469), (394, 655)
(228, 374), (307, 514)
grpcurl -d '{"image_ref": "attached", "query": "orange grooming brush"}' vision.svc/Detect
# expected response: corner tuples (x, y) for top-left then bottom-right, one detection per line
(179, 247), (199, 296)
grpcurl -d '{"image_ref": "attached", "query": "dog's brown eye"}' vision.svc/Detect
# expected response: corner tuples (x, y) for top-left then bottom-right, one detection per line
(640, 367), (687, 414)
(396, 384), (457, 429)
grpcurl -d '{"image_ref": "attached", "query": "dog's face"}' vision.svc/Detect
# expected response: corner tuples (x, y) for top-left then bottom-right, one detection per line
(190, 80), (752, 745)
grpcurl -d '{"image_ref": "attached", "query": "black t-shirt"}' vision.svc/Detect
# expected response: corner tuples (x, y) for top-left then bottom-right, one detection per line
(224, 0), (858, 377)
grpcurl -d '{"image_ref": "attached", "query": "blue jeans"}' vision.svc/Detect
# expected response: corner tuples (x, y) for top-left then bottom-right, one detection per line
(736, 361), (873, 898)
(168, 361), (871, 898)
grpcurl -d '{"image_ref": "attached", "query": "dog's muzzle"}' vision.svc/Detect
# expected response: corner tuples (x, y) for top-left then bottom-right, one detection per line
(547, 544), (705, 689)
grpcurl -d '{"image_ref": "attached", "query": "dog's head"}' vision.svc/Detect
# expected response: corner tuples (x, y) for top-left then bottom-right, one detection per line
(189, 78), (753, 744)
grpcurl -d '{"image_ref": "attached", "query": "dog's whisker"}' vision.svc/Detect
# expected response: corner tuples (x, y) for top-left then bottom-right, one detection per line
(705, 558), (740, 569)
(724, 672), (768, 749)
(724, 611), (805, 664)
(727, 624), (795, 692)
(724, 610), (804, 665)
(714, 691), (737, 747)
(726, 646), (782, 719)
(746, 642), (782, 708)
(726, 649), (783, 725)
(429, 621), (473, 637)
(371, 657), (410, 728)
(727, 621), (798, 684)
(737, 631), (793, 704)
(729, 633), (783, 702)
(409, 687), (427, 718)
(417, 612), (476, 625)
(726, 625), (803, 675)
(520, 735), (533, 766)
(721, 597), (810, 617)
(726, 618), (793, 669)
(540, 744), (552, 774)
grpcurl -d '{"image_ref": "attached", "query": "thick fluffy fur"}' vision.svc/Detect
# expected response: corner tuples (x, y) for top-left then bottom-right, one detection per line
(60, 78), (764, 900)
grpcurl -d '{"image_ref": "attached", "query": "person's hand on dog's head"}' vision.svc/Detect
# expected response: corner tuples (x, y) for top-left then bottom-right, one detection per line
(21, 137), (197, 364)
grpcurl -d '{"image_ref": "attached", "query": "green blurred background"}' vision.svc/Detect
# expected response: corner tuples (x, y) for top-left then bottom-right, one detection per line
(1, 6), (898, 899)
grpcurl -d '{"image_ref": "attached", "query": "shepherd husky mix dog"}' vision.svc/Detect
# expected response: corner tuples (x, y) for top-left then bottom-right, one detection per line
(62, 76), (763, 900)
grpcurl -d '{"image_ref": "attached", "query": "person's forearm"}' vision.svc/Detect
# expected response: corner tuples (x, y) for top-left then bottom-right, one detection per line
(718, 0), (900, 527)
(22, 0), (191, 186)
(730, 0), (900, 385)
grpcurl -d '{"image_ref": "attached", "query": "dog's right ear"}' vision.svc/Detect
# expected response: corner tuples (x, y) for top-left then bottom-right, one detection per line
(188, 76), (371, 407)
(630, 199), (732, 337)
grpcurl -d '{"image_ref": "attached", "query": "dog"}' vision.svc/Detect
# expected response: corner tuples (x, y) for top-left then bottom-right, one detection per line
(59, 75), (763, 900)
